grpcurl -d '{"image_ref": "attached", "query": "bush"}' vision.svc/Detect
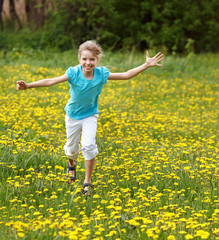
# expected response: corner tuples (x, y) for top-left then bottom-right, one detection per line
(1, 0), (219, 53)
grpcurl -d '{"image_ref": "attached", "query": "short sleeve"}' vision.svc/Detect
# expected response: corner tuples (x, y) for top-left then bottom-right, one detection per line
(101, 66), (110, 84)
(65, 67), (76, 84)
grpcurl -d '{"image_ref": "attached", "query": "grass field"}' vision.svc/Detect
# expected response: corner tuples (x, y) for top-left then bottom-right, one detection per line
(0, 49), (218, 240)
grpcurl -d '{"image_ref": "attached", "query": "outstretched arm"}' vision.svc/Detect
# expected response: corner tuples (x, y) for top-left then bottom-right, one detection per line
(108, 51), (164, 80)
(17, 74), (69, 90)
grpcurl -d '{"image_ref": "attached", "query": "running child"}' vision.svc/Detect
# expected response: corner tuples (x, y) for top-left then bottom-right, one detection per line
(17, 40), (164, 195)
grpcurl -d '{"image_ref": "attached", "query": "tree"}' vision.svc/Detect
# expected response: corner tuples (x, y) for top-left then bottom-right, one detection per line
(26, 0), (46, 27)
(9, 0), (22, 30)
(0, 0), (4, 30)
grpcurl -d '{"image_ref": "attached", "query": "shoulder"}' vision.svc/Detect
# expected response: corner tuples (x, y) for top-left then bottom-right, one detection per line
(65, 65), (81, 83)
(66, 65), (81, 75)
(95, 66), (110, 83)
(95, 66), (109, 73)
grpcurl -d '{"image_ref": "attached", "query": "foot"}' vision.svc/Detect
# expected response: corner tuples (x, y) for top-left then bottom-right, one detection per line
(66, 161), (77, 183)
(82, 183), (93, 195)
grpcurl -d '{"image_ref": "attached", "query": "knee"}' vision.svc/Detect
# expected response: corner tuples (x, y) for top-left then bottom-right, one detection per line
(82, 144), (98, 160)
(64, 144), (80, 160)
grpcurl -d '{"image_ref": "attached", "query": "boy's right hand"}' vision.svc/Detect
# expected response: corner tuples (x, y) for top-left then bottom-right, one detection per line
(17, 81), (28, 90)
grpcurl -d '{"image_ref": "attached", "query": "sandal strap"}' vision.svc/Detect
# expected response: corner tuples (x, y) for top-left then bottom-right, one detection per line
(68, 166), (76, 171)
(66, 162), (77, 182)
(83, 183), (93, 188)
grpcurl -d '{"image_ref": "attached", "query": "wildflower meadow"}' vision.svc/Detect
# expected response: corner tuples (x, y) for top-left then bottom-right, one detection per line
(0, 50), (218, 240)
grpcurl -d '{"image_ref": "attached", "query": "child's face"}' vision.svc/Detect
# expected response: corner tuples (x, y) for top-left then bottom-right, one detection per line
(79, 50), (99, 74)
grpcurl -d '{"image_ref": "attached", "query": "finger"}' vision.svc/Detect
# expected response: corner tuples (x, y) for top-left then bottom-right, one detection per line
(156, 54), (164, 61)
(158, 53), (164, 58)
(146, 51), (149, 59)
(157, 53), (164, 58)
(17, 81), (23, 87)
(157, 56), (164, 62)
(154, 52), (162, 58)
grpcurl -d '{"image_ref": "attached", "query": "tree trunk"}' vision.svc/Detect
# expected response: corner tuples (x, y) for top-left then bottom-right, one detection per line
(26, 0), (46, 27)
(39, 0), (46, 27)
(0, 0), (4, 30)
(9, 0), (22, 30)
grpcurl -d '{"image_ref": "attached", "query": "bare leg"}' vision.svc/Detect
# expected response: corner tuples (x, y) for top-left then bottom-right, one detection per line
(84, 158), (95, 185)
(68, 158), (76, 181)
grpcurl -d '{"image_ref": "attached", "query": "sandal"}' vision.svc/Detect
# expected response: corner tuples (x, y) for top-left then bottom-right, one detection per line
(82, 183), (93, 195)
(66, 162), (77, 183)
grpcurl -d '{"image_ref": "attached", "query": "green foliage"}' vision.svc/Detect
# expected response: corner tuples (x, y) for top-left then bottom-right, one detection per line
(0, 0), (219, 53)
(0, 28), (43, 49)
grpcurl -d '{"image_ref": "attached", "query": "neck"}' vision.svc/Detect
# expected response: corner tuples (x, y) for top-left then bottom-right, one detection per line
(82, 68), (94, 80)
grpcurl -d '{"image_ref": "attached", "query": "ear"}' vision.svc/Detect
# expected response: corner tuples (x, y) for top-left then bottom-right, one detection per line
(78, 55), (83, 65)
(96, 57), (100, 64)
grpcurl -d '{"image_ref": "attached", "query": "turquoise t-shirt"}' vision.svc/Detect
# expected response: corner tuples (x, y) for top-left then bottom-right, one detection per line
(65, 65), (110, 120)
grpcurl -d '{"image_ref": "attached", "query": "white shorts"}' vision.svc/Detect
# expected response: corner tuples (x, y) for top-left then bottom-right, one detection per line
(64, 114), (99, 161)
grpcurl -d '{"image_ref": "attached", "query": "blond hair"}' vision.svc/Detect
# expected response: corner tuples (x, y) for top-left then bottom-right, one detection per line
(78, 40), (103, 59)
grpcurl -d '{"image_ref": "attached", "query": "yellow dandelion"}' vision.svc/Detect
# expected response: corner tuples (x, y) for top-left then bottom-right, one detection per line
(195, 230), (210, 239)
(82, 229), (90, 236)
(93, 194), (100, 199)
(33, 211), (41, 216)
(17, 232), (25, 238)
(167, 235), (175, 240)
(185, 234), (194, 239)
(127, 219), (140, 226)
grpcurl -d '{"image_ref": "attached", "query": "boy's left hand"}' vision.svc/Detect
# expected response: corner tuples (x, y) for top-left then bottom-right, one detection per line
(146, 51), (164, 67)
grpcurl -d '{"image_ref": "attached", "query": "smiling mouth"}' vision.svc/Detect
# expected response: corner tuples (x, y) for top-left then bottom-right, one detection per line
(85, 66), (92, 70)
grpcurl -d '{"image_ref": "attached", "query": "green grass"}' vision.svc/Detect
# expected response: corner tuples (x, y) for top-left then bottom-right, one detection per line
(0, 49), (218, 240)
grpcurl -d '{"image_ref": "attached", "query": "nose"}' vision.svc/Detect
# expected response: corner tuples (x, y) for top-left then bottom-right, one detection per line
(86, 60), (91, 65)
